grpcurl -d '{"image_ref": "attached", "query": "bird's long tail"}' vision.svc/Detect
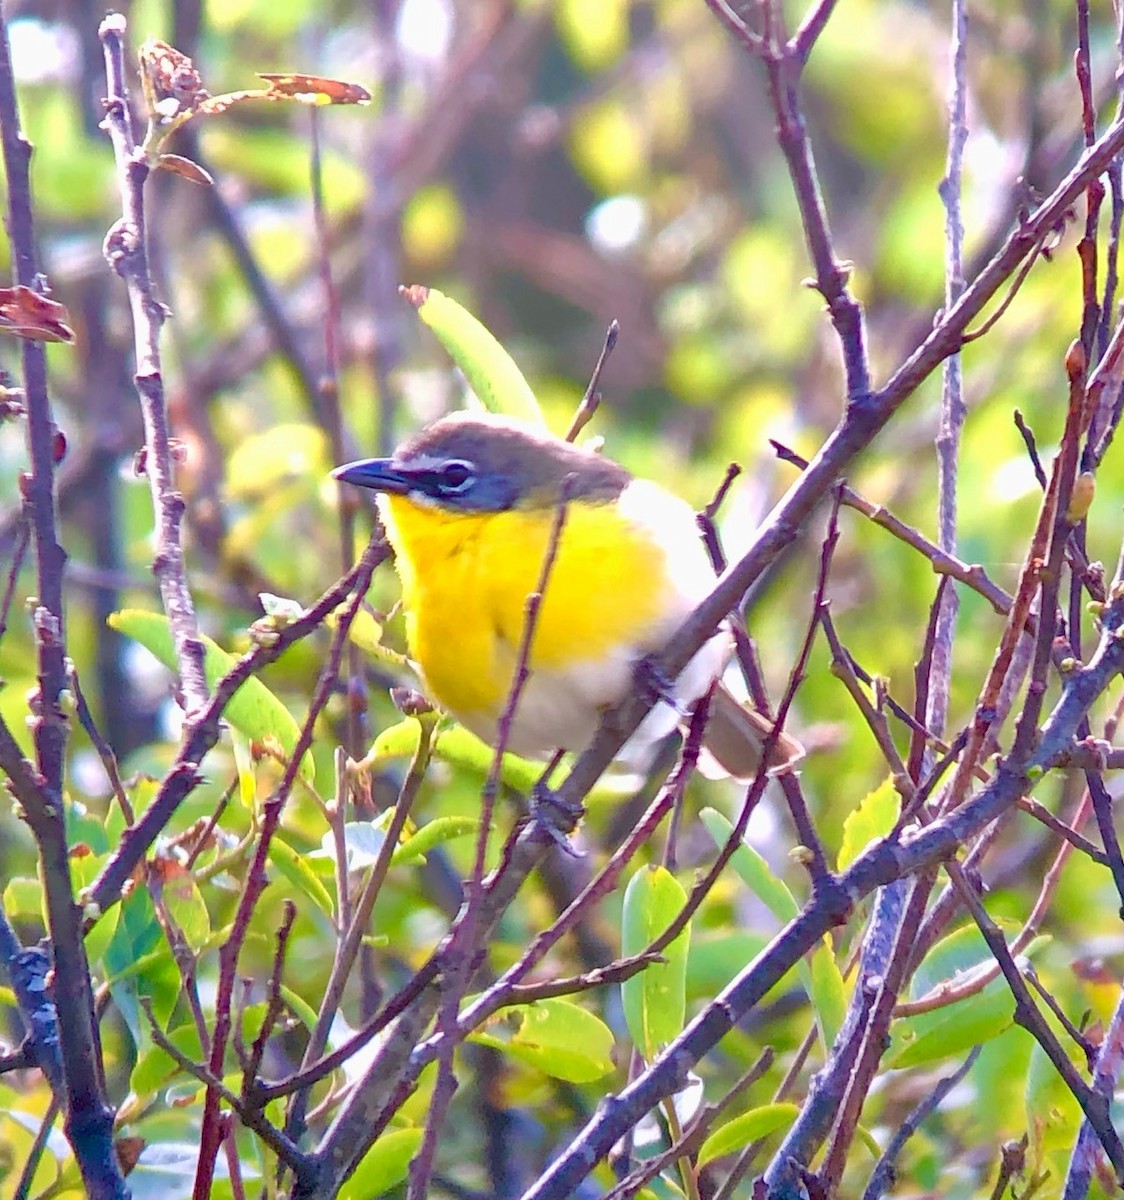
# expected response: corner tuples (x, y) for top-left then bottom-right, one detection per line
(695, 683), (804, 781)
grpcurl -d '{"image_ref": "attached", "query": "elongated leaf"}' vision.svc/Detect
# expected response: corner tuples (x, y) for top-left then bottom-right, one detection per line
(687, 931), (770, 995)
(700, 809), (797, 923)
(402, 284), (546, 426)
(342, 1129), (423, 1199)
(888, 978), (1013, 1068)
(391, 815), (480, 865)
(156, 860), (210, 952)
(268, 836), (335, 919)
(366, 719), (537, 789)
(621, 866), (691, 1059)
(280, 984), (318, 1032)
(1026, 1036), (1082, 1169)
(2, 877), (43, 924)
(698, 1103), (800, 1167)
(108, 608), (313, 781)
(701, 809), (846, 1049)
(364, 719), (620, 806)
(471, 998), (614, 1082)
(837, 777), (899, 871)
(909, 921), (1020, 1002)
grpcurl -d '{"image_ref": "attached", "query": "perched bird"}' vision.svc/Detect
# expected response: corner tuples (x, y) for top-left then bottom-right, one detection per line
(334, 413), (802, 778)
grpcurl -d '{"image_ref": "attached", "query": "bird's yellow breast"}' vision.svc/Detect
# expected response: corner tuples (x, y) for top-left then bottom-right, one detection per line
(380, 491), (672, 726)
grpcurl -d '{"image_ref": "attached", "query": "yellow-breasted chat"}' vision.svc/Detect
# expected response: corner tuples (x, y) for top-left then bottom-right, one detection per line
(334, 412), (803, 778)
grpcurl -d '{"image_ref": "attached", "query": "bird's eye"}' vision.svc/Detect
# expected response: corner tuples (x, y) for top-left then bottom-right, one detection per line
(436, 459), (474, 493)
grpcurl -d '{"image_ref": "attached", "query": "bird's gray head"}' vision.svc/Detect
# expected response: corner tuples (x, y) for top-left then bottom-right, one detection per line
(333, 413), (631, 512)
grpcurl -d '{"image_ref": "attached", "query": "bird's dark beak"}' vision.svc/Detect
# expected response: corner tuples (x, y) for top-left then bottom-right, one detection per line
(332, 458), (411, 494)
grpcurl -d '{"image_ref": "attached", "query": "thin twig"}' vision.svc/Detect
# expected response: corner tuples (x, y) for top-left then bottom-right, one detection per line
(1014, 409), (1049, 490)
(1062, 983), (1124, 1198)
(771, 441), (1017, 619)
(1083, 767), (1124, 915)
(309, 104), (365, 763)
(183, 779), (237, 873)
(860, 1047), (982, 1200)
(927, 0), (969, 742)
(566, 320), (619, 442)
(516, 573), (1124, 1199)
(99, 14), (208, 712)
(604, 1051), (775, 1200)
(87, 545), (386, 915)
(1024, 964), (1097, 1067)
(817, 874), (939, 1192)
(67, 662), (133, 824)
(947, 861), (1123, 1166)
(961, 240), (1051, 345)
(244, 900), (298, 1088)
(11, 1096), (60, 1200)
(0, 9), (123, 1195)
(139, 996), (304, 1168)
(283, 714), (436, 1144)
(193, 557), (374, 1200)
(896, 784), (1093, 1017)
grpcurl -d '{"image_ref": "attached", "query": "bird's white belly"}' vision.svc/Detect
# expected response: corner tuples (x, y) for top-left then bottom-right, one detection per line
(459, 625), (731, 762)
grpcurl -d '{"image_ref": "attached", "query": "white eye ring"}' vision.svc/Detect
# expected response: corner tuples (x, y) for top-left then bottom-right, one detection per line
(437, 459), (474, 492)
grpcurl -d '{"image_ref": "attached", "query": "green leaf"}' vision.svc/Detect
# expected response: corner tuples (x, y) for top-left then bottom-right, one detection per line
(159, 864), (211, 953)
(280, 984), (319, 1031)
(231, 726), (258, 809)
(855, 1123), (883, 1160)
(365, 720), (621, 807)
(806, 934), (848, 1049)
(367, 719), (535, 788)
(1026, 1037), (1083, 1169)
(621, 866), (690, 1059)
(238, 1000), (271, 1049)
(909, 922), (1028, 1002)
(69, 851), (120, 964)
(345, 608), (386, 656)
(701, 809), (846, 1049)
(268, 836), (335, 920)
(66, 801), (111, 855)
(434, 723), (544, 790)
(700, 809), (797, 924)
(341, 1128), (423, 1199)
(82, 905), (120, 971)
(105, 886), (183, 1051)
(402, 284), (546, 427)
(888, 978), (1014, 1068)
(472, 998), (615, 1082)
(104, 886), (163, 984)
(2, 876), (43, 924)
(687, 931), (771, 995)
(837, 777), (899, 871)
(131, 1024), (204, 1097)
(697, 1103), (800, 1167)
(107, 608), (313, 781)
(391, 815), (481, 866)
